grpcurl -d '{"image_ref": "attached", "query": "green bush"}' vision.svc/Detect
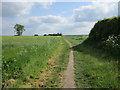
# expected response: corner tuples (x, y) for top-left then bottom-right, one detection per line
(87, 16), (120, 57)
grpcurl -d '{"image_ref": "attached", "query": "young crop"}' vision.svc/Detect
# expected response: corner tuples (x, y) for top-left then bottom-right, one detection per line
(2, 36), (62, 87)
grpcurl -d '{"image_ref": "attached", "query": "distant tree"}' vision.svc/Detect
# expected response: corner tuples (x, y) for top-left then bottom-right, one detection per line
(59, 33), (62, 36)
(56, 33), (62, 36)
(34, 34), (39, 36)
(48, 34), (52, 36)
(44, 33), (62, 36)
(44, 34), (47, 36)
(14, 24), (25, 36)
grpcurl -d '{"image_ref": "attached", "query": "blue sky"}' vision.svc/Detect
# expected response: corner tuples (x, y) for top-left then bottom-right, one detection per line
(29, 2), (92, 17)
(2, 0), (118, 35)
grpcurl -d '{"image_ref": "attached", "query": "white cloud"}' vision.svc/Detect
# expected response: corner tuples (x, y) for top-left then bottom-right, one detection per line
(20, 15), (68, 35)
(2, 15), (96, 35)
(74, 1), (118, 22)
(118, 1), (120, 16)
(2, 2), (34, 17)
(2, 0), (55, 2)
(2, 1), (55, 17)
(93, 0), (119, 2)
(28, 15), (67, 24)
(38, 0), (55, 8)
(22, 15), (95, 35)
(0, 3), (2, 35)
(2, 0), (119, 2)
(2, 1), (118, 35)
(2, 15), (67, 35)
(2, 19), (15, 35)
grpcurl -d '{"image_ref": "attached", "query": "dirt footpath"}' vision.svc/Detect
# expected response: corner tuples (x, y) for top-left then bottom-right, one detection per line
(63, 39), (75, 88)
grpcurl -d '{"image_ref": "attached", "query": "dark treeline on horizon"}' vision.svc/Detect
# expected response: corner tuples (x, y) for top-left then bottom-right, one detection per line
(44, 33), (62, 36)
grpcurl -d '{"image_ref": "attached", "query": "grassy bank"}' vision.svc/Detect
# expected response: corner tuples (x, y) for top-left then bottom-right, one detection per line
(2, 36), (69, 88)
(65, 35), (120, 88)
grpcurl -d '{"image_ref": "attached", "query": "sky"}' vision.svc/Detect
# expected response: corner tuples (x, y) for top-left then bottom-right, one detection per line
(1, 0), (119, 35)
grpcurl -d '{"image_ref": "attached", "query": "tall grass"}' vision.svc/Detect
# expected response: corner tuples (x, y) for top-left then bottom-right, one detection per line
(65, 35), (120, 88)
(2, 36), (64, 87)
(44, 39), (69, 87)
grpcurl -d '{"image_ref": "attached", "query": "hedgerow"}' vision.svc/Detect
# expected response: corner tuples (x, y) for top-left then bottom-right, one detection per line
(86, 16), (120, 57)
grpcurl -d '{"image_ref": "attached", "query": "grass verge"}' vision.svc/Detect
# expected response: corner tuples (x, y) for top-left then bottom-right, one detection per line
(65, 35), (120, 88)
(19, 37), (69, 88)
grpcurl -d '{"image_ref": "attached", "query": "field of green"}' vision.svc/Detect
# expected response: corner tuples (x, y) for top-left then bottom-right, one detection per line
(2, 35), (120, 88)
(65, 35), (120, 88)
(2, 36), (69, 88)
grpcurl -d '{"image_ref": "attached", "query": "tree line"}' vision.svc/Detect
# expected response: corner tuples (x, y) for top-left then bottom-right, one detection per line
(13, 24), (62, 36)
(44, 33), (62, 36)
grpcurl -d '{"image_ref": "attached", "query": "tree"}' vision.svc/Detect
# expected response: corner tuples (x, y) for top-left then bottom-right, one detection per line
(34, 34), (39, 36)
(14, 24), (25, 36)
(44, 34), (47, 36)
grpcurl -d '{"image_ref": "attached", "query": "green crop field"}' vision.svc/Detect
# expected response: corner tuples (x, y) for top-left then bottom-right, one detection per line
(65, 35), (120, 88)
(2, 36), (69, 88)
(2, 35), (120, 88)
(2, 1), (120, 89)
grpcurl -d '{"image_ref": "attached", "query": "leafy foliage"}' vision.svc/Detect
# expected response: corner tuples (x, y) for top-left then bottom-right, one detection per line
(87, 16), (120, 57)
(14, 24), (25, 36)
(89, 16), (120, 41)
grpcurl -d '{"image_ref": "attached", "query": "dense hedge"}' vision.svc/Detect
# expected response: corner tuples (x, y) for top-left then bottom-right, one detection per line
(86, 16), (120, 57)
(89, 16), (120, 41)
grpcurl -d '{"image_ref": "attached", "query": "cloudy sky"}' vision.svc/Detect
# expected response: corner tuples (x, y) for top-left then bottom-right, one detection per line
(1, 0), (119, 35)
